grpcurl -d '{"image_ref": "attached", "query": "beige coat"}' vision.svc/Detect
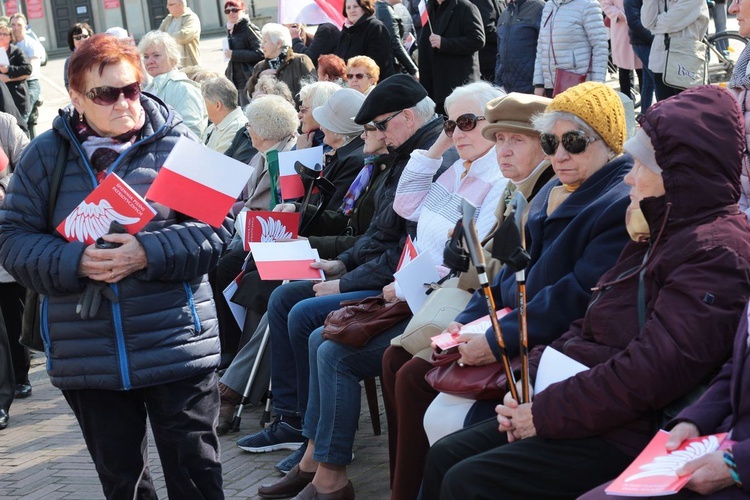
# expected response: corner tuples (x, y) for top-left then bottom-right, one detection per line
(159, 7), (201, 68)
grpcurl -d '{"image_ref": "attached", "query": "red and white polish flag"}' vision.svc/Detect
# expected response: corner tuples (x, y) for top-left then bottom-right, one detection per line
(418, 0), (429, 27)
(278, 0), (345, 26)
(250, 240), (325, 281)
(277, 145), (324, 201)
(145, 137), (254, 227)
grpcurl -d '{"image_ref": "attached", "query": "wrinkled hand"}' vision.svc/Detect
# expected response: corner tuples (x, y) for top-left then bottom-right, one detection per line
(310, 259), (346, 280)
(0, 65), (8, 74)
(313, 279), (340, 296)
(429, 34), (441, 49)
(383, 282), (398, 302)
(426, 129), (454, 159)
(78, 233), (148, 283)
(456, 334), (496, 366)
(0, 74), (9, 83)
(665, 422), (701, 451)
(273, 203), (297, 213)
(296, 132), (315, 150)
(430, 321), (463, 350)
(496, 392), (536, 441)
(678, 451), (735, 495)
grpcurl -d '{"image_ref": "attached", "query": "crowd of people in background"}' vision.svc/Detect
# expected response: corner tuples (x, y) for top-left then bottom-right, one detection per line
(2, 0), (750, 499)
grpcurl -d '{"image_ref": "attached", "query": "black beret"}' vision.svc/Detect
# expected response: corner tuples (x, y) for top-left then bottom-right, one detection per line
(354, 74), (429, 125)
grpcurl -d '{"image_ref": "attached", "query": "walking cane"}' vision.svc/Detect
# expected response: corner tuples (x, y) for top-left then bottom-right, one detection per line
(491, 193), (532, 403)
(461, 199), (519, 401)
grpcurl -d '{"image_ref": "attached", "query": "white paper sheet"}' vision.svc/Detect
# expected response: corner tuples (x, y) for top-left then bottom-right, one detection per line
(394, 251), (440, 314)
(533, 347), (589, 395)
(223, 277), (245, 329)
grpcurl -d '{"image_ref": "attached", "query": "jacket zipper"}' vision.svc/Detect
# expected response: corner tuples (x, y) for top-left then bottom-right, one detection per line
(40, 295), (51, 370)
(183, 282), (202, 333)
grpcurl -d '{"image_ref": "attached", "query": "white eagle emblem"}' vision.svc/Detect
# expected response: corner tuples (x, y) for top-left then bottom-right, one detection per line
(624, 435), (722, 482)
(63, 199), (140, 243)
(257, 215), (293, 242)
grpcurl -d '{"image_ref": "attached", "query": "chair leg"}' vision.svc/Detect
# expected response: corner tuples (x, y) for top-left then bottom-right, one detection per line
(364, 376), (381, 436)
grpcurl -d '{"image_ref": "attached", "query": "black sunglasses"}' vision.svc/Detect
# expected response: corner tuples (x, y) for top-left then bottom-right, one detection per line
(371, 109), (403, 132)
(73, 34), (90, 41)
(540, 130), (599, 155)
(85, 82), (141, 106)
(225, 7), (241, 13)
(443, 113), (485, 138)
(346, 72), (369, 80)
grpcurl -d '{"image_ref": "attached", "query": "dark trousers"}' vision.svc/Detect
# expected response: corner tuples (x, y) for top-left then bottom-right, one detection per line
(0, 306), (13, 412)
(0, 282), (28, 384)
(422, 417), (632, 500)
(653, 72), (682, 102)
(381, 345), (438, 500)
(63, 371), (224, 500)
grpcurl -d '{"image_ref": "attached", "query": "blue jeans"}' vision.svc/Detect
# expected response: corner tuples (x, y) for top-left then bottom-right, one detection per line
(303, 318), (411, 465)
(632, 44), (654, 112)
(268, 280), (378, 419)
(25, 79), (40, 124)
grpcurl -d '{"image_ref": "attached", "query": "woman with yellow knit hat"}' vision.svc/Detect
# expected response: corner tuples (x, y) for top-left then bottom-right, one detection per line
(423, 84), (750, 499)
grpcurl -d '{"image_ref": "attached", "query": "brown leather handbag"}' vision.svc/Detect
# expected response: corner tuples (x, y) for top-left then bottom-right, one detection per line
(425, 349), (521, 400)
(322, 295), (412, 349)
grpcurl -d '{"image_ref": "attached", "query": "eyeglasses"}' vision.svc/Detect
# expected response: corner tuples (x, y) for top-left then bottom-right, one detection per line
(0, 33), (10, 38)
(363, 123), (377, 133)
(298, 105), (310, 113)
(225, 7), (241, 13)
(540, 130), (599, 155)
(346, 73), (369, 80)
(73, 34), (90, 41)
(85, 82), (141, 106)
(443, 113), (485, 138)
(371, 110), (403, 132)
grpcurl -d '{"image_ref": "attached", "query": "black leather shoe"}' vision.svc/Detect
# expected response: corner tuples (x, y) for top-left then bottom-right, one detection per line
(258, 464), (315, 499)
(0, 409), (9, 430)
(15, 383), (32, 399)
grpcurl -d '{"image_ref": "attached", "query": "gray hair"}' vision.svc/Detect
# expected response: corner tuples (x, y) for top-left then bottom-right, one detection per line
(202, 76), (238, 109)
(410, 96), (437, 128)
(298, 80), (341, 109)
(532, 111), (614, 156)
(138, 30), (181, 69)
(245, 94), (299, 141)
(251, 75), (295, 105)
(261, 23), (292, 48)
(444, 81), (505, 117)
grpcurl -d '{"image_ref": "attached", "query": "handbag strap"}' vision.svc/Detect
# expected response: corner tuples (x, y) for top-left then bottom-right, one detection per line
(47, 133), (69, 233)
(549, 9), (593, 75)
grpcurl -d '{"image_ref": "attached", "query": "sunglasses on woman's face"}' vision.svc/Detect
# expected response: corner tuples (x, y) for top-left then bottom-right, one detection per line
(73, 34), (90, 41)
(85, 82), (141, 106)
(540, 130), (599, 155)
(443, 113), (485, 138)
(346, 72), (369, 80)
(225, 7), (240, 13)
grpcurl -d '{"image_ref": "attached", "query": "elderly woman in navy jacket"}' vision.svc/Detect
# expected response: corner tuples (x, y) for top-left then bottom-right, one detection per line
(0, 35), (229, 499)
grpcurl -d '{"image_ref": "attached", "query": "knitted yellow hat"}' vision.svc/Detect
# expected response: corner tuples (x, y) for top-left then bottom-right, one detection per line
(546, 82), (626, 154)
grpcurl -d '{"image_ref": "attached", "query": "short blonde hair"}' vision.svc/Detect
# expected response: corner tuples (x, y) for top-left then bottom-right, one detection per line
(346, 55), (380, 83)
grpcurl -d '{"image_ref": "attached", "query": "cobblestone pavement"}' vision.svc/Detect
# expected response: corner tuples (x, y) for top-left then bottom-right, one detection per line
(0, 354), (391, 499)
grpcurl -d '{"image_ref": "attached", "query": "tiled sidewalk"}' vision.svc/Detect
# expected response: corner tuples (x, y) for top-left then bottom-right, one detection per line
(0, 354), (391, 499)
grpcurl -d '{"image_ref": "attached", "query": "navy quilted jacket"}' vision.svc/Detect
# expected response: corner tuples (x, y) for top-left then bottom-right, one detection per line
(494, 0), (545, 94)
(0, 94), (230, 391)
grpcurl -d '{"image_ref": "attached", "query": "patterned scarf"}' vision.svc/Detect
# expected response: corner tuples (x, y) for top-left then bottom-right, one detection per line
(74, 110), (145, 184)
(729, 43), (750, 90)
(340, 154), (382, 216)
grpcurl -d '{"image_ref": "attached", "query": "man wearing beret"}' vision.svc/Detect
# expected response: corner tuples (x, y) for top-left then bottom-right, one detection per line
(246, 74), (457, 499)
